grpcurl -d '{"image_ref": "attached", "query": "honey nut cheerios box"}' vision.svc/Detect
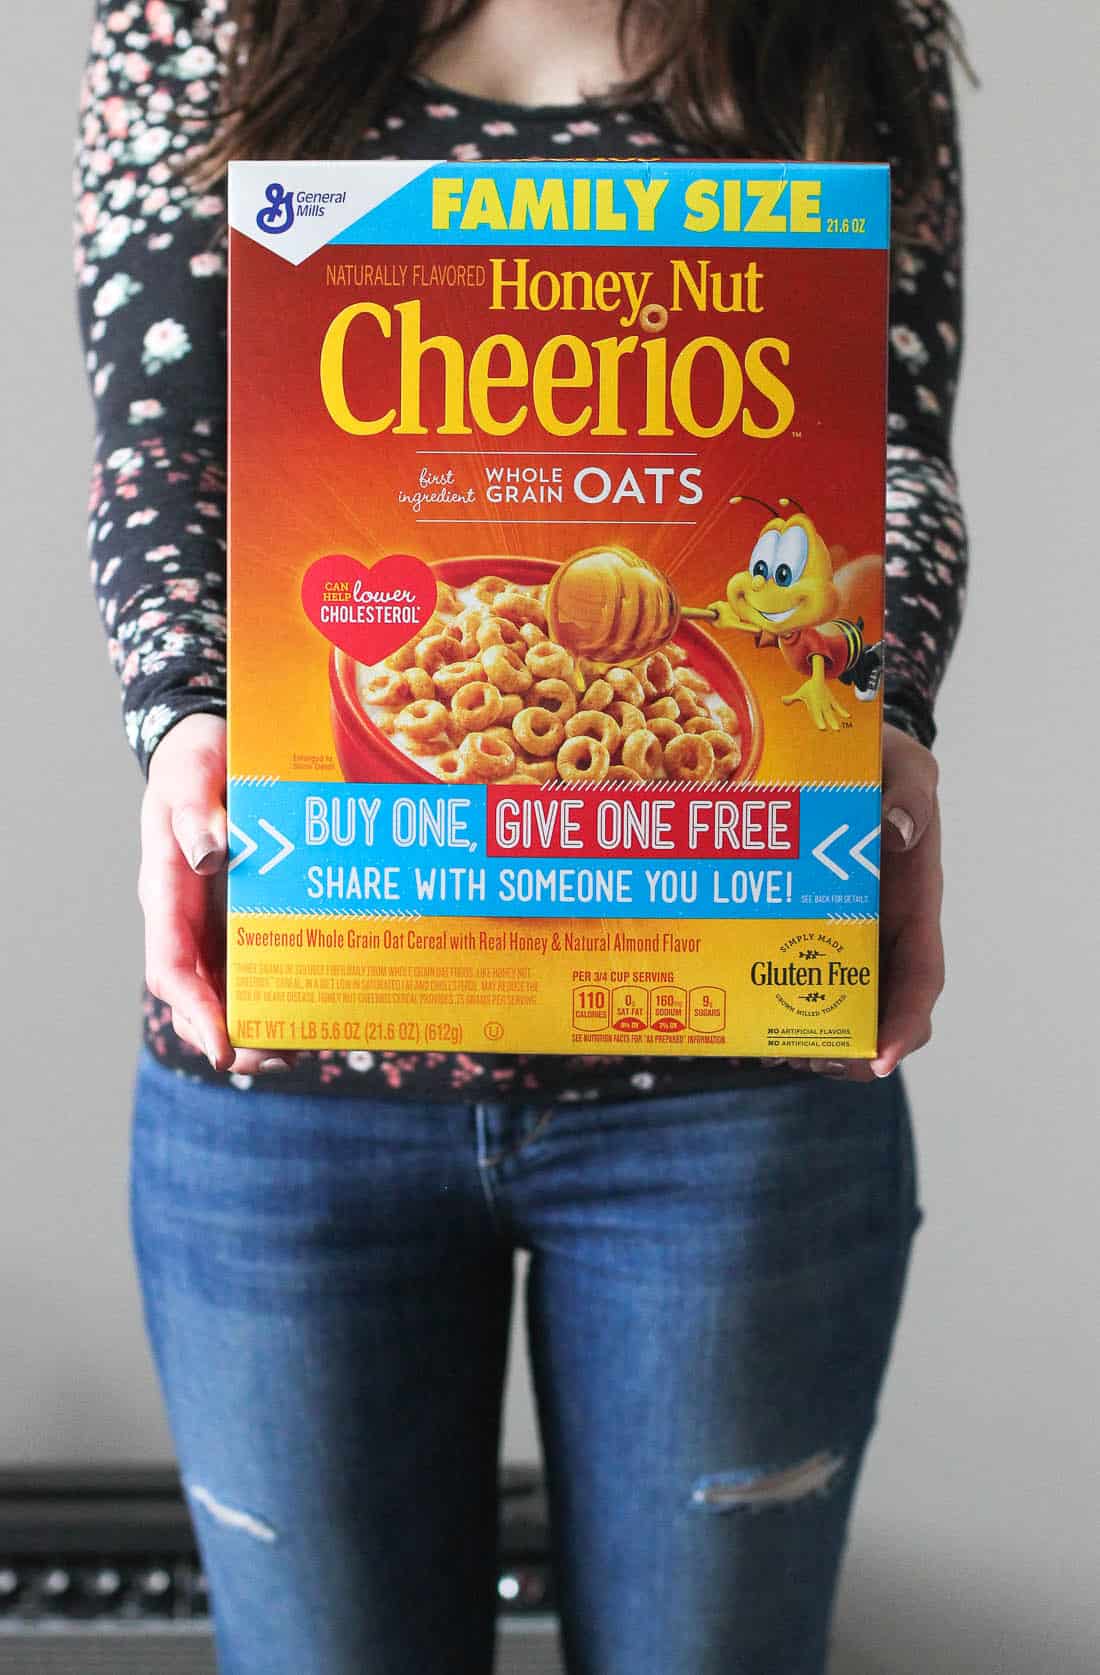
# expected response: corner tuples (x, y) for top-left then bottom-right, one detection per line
(226, 159), (889, 1059)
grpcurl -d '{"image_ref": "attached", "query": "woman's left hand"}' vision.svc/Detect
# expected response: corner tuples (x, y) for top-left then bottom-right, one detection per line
(807, 722), (944, 1082)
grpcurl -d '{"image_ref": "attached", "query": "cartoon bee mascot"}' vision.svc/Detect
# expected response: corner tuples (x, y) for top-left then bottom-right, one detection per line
(700, 496), (882, 732)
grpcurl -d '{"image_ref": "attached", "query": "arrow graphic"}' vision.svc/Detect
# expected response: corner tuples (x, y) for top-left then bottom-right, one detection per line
(849, 824), (881, 879)
(227, 821), (258, 873)
(812, 823), (850, 881)
(256, 818), (295, 874)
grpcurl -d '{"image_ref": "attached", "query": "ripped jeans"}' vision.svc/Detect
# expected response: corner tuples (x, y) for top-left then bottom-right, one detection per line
(130, 1049), (923, 1675)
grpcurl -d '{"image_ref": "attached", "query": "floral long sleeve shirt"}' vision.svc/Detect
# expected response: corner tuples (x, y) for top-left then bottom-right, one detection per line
(75, 0), (968, 1102)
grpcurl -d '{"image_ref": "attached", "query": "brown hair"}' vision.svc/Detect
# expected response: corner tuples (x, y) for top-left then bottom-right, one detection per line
(189, 0), (966, 229)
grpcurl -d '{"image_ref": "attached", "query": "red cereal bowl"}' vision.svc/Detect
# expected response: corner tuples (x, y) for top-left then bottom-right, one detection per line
(329, 555), (764, 784)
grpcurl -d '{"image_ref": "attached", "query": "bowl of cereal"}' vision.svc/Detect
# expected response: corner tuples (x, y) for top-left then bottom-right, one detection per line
(329, 555), (763, 786)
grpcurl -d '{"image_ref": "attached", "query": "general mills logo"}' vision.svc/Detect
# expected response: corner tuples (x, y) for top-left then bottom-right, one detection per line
(257, 182), (294, 235)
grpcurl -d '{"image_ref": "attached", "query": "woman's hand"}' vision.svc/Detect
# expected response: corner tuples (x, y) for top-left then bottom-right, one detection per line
(139, 714), (297, 1075)
(805, 722), (944, 1081)
(870, 722), (945, 1077)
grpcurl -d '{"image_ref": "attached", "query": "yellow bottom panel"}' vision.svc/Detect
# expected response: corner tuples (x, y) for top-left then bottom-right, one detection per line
(228, 915), (879, 1058)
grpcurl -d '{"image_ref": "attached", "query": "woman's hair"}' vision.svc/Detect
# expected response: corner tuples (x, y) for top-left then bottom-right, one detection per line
(190, 0), (963, 224)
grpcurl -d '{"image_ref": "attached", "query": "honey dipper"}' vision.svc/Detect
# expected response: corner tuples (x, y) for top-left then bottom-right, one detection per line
(545, 544), (718, 667)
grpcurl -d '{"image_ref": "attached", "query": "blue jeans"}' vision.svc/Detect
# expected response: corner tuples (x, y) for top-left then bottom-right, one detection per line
(130, 1049), (923, 1675)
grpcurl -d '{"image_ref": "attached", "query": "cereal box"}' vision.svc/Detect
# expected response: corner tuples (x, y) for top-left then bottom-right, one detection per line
(226, 160), (889, 1059)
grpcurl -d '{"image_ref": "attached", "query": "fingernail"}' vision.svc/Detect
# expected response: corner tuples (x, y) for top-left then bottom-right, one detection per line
(202, 1033), (223, 1071)
(258, 1057), (290, 1073)
(871, 1063), (893, 1079)
(189, 838), (221, 873)
(821, 1061), (849, 1078)
(886, 807), (915, 849)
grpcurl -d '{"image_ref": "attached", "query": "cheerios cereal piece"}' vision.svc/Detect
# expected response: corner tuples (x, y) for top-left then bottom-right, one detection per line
(512, 706), (565, 758)
(471, 575), (512, 605)
(644, 697), (679, 722)
(664, 732), (716, 780)
(711, 701), (740, 735)
(665, 641), (689, 667)
(498, 693), (523, 722)
(414, 634), (459, 675)
(434, 582), (459, 615)
(395, 728), (452, 759)
(459, 731), (516, 780)
(621, 729), (664, 779)
(672, 683), (706, 720)
(606, 765), (644, 781)
(452, 607), (485, 639)
(514, 757), (558, 784)
(435, 749), (470, 783)
(683, 715), (716, 735)
(476, 615), (525, 651)
(519, 621), (545, 648)
(433, 658), (485, 699)
(605, 667), (646, 707)
(395, 697), (449, 740)
(638, 652), (675, 698)
(565, 709), (621, 754)
(581, 677), (614, 711)
(440, 624), (478, 660)
(526, 640), (574, 681)
(385, 641), (418, 672)
(700, 730), (742, 776)
(481, 643), (534, 695)
(647, 717), (683, 745)
(606, 700), (647, 737)
(358, 669), (408, 707)
(675, 667), (711, 694)
(482, 725), (518, 753)
(558, 736), (611, 780)
(404, 666), (435, 702)
(452, 680), (504, 734)
(530, 678), (576, 720)
(493, 589), (547, 630)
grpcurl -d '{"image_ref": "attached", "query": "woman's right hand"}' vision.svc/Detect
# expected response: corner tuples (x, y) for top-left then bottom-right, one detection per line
(139, 714), (296, 1075)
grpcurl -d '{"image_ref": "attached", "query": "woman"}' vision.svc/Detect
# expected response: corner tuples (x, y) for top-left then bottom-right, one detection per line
(74, 1), (966, 1670)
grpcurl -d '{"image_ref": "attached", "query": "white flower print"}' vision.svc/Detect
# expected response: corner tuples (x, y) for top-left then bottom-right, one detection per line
(93, 271), (142, 316)
(131, 126), (171, 165)
(174, 44), (217, 79)
(889, 324), (929, 370)
(129, 397), (165, 423)
(347, 1051), (376, 1072)
(93, 214), (133, 258)
(142, 318), (191, 373)
(139, 703), (175, 747)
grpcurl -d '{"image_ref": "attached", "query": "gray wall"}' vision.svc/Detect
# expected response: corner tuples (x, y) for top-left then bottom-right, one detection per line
(2, 4), (1097, 1671)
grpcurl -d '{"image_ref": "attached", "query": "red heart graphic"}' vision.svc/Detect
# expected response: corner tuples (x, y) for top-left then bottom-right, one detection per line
(301, 552), (437, 665)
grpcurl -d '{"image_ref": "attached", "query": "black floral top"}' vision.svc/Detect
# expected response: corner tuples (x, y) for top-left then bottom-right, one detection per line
(75, 0), (968, 1101)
